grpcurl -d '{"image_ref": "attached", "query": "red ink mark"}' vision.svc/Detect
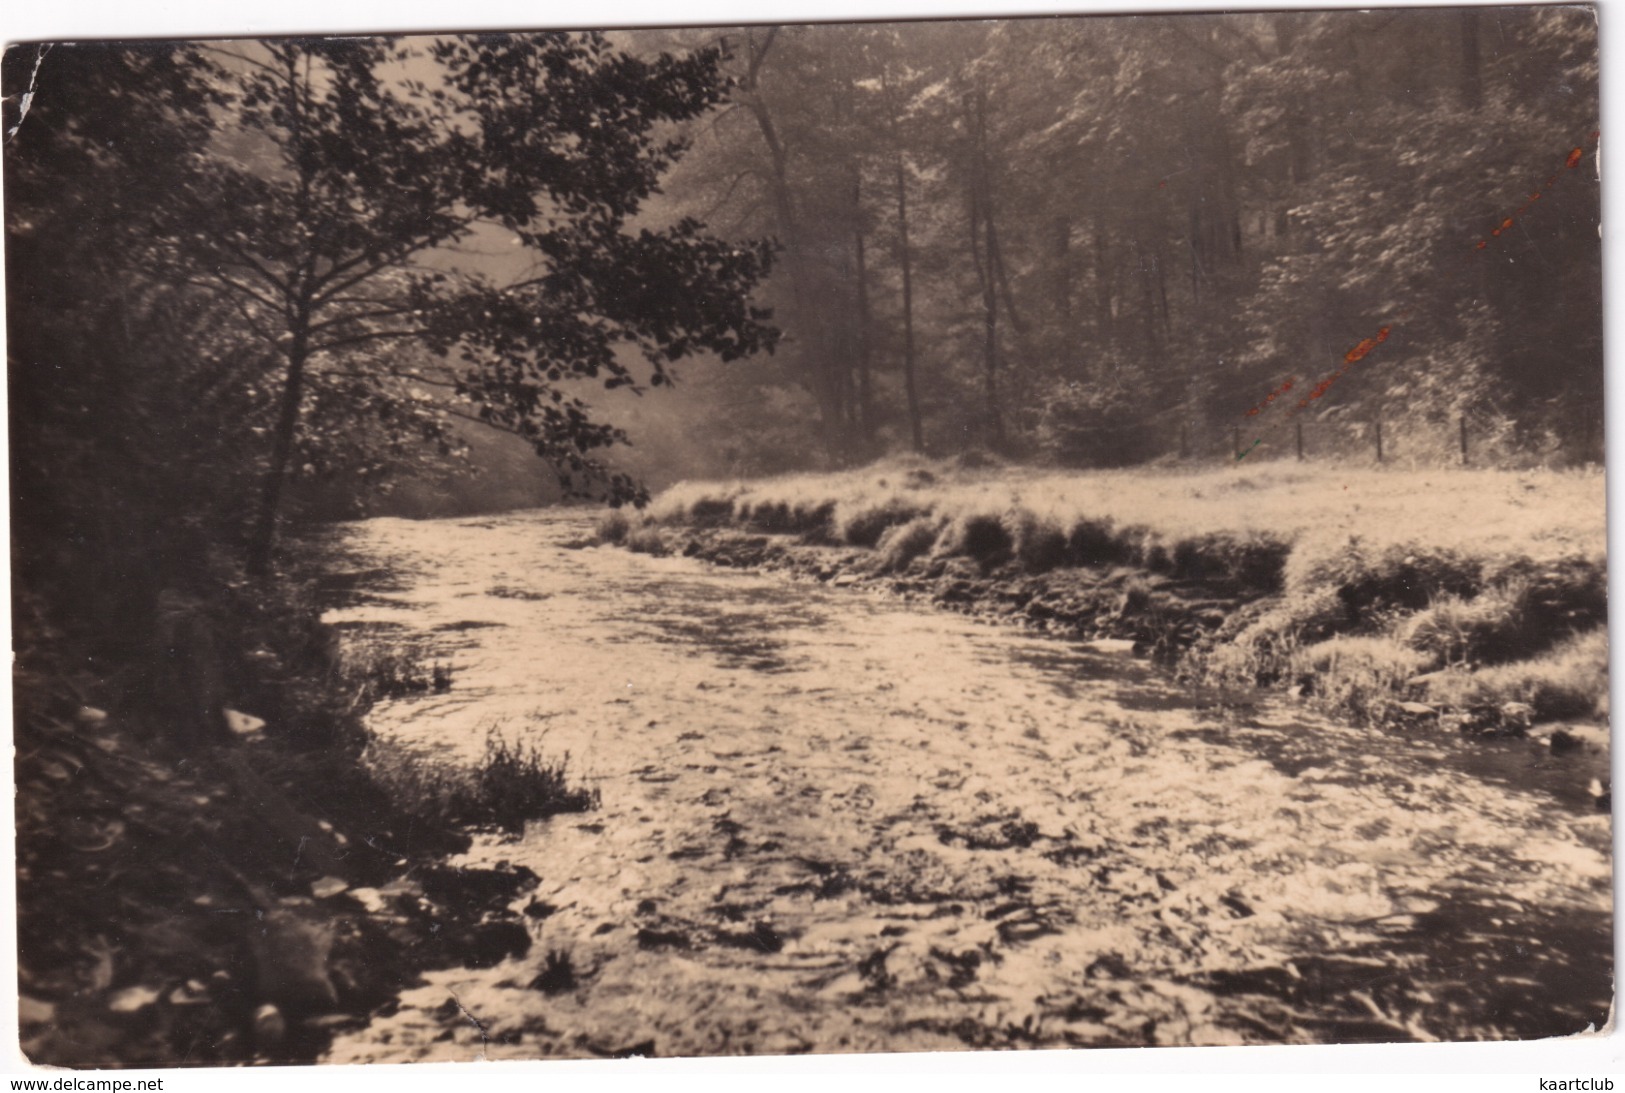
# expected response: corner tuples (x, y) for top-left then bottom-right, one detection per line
(1476, 135), (1598, 253)
(1343, 326), (1391, 364)
(1280, 321), (1395, 414)
(1236, 129), (1595, 463)
(1243, 376), (1297, 419)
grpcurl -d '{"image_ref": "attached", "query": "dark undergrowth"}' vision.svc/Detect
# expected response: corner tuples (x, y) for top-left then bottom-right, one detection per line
(15, 534), (598, 1069)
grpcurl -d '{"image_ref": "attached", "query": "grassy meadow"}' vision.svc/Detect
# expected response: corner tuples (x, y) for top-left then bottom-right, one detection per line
(613, 456), (1609, 732)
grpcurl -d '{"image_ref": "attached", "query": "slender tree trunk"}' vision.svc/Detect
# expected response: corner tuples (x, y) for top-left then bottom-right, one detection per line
(1460, 8), (1483, 111)
(969, 186), (1002, 448)
(1092, 213), (1114, 352)
(966, 85), (1002, 448)
(852, 167), (874, 443)
(895, 153), (924, 453)
(249, 317), (310, 575)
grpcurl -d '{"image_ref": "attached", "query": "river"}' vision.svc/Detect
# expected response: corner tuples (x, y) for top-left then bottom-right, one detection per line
(316, 508), (1612, 1061)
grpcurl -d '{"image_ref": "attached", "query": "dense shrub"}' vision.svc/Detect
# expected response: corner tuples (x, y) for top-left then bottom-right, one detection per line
(1285, 537), (1482, 619)
(1171, 533), (1291, 590)
(1064, 517), (1134, 567)
(1423, 629), (1609, 721)
(1399, 582), (1531, 666)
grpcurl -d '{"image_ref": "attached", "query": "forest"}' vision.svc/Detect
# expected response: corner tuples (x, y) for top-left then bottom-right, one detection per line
(638, 8), (1601, 478)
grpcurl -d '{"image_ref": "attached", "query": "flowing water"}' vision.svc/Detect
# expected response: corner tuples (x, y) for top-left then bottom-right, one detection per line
(318, 508), (1612, 1061)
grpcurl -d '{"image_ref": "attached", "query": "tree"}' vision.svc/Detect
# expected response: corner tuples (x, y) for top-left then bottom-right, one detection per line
(6, 41), (243, 647)
(159, 33), (776, 571)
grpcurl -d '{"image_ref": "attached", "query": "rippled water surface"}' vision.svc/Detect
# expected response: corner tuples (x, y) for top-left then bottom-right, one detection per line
(319, 509), (1613, 1061)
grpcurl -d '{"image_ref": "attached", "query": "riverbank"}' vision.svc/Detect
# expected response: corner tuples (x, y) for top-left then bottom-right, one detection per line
(604, 457), (1609, 747)
(14, 543), (595, 1068)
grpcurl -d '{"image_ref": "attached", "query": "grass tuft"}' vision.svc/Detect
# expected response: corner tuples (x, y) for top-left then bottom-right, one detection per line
(876, 516), (944, 572)
(1399, 582), (1531, 667)
(338, 638), (449, 706)
(1003, 510), (1069, 573)
(835, 495), (930, 548)
(1294, 635), (1433, 723)
(935, 512), (1013, 568)
(363, 729), (599, 834)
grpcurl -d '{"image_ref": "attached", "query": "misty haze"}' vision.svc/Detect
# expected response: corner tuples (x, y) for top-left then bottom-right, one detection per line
(6, 6), (1609, 1069)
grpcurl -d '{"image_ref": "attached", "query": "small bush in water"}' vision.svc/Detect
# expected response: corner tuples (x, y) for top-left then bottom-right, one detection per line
(365, 730), (598, 833)
(340, 638), (438, 704)
(625, 527), (669, 556)
(595, 509), (632, 545)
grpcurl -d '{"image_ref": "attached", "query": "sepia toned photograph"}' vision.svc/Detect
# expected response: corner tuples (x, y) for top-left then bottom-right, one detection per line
(5, 1), (1611, 1072)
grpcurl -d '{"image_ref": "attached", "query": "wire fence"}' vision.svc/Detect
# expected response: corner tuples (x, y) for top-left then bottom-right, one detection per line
(1178, 412), (1605, 469)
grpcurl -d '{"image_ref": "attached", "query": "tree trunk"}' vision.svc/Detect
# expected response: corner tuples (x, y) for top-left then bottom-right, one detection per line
(1460, 8), (1483, 111)
(895, 153), (924, 453)
(852, 166), (874, 442)
(966, 85), (1002, 449)
(741, 29), (846, 462)
(968, 173), (1001, 448)
(248, 321), (309, 576)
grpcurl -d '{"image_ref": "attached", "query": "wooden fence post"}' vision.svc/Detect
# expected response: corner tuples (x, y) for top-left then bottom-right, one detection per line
(1295, 420), (1305, 462)
(1459, 415), (1469, 465)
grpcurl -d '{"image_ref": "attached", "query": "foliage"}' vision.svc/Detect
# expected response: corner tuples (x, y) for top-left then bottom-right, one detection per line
(1422, 629), (1609, 721)
(6, 32), (780, 585)
(654, 10), (1598, 471)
